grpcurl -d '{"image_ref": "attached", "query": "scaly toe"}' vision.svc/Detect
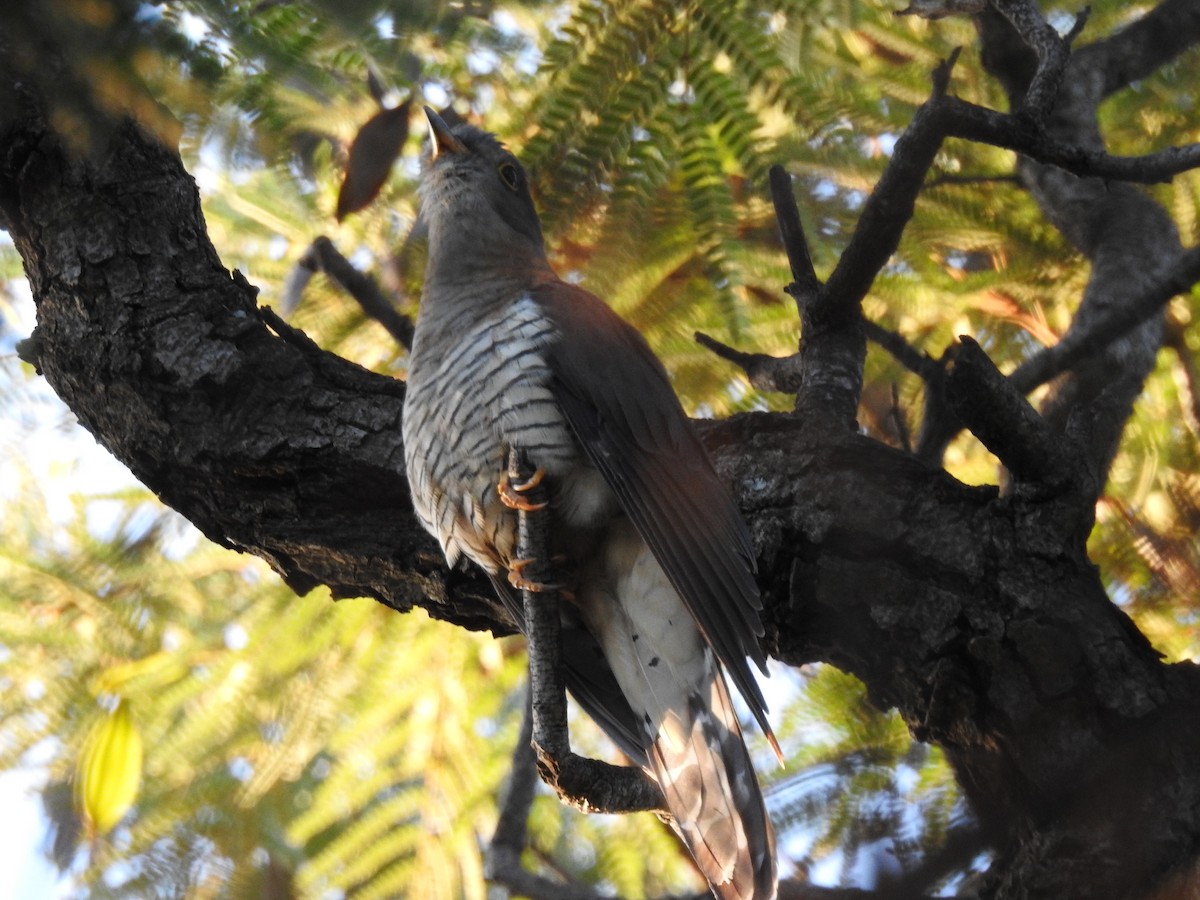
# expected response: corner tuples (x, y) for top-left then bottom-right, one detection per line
(498, 469), (549, 511)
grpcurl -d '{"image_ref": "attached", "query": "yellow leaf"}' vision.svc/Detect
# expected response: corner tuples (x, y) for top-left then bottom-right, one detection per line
(75, 699), (143, 836)
(90, 652), (179, 696)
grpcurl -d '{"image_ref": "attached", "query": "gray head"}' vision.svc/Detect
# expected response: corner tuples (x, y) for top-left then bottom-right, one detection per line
(419, 107), (548, 285)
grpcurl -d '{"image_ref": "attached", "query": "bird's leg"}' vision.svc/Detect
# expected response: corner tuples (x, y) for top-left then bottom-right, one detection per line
(498, 467), (547, 511)
(506, 557), (568, 595)
(505, 447), (663, 816)
(501, 454), (554, 589)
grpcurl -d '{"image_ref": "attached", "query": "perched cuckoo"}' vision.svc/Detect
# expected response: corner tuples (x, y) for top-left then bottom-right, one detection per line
(403, 107), (777, 900)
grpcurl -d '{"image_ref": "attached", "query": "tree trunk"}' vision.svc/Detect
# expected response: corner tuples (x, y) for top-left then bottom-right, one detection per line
(3, 43), (1199, 900)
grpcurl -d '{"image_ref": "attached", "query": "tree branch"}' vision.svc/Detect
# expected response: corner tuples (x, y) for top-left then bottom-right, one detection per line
(509, 448), (663, 816)
(988, 0), (1088, 122)
(770, 164), (821, 308)
(1009, 245), (1200, 393)
(487, 693), (611, 900)
(822, 50), (961, 320)
(863, 320), (940, 382)
(940, 95), (1200, 184)
(694, 331), (802, 394)
(305, 236), (414, 351)
(1078, 0), (1200, 99)
(942, 337), (1085, 492)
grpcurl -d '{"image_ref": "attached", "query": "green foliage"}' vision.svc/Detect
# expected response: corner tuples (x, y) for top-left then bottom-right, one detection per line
(0, 391), (528, 897)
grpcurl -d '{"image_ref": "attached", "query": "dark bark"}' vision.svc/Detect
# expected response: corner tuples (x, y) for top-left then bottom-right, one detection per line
(978, 6), (1183, 498)
(4, 8), (1200, 899)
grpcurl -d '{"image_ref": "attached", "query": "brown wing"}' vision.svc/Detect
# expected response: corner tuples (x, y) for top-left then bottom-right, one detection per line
(534, 280), (772, 738)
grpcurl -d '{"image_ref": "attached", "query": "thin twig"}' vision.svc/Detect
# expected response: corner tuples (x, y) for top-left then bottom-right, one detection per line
(940, 95), (1200, 184)
(309, 236), (414, 350)
(769, 164), (820, 309)
(694, 331), (803, 394)
(863, 320), (940, 381)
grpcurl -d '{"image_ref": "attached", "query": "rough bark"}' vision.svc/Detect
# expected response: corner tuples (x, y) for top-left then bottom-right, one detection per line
(3, 11), (1200, 899)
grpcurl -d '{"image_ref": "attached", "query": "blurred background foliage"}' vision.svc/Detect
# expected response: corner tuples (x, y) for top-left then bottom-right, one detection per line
(0, 0), (1198, 896)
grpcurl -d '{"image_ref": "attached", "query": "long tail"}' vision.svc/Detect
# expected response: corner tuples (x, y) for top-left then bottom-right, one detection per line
(576, 526), (776, 899)
(648, 667), (776, 900)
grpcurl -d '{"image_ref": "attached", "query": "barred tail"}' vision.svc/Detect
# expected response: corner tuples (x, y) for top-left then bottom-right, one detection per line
(575, 531), (777, 899)
(649, 672), (776, 900)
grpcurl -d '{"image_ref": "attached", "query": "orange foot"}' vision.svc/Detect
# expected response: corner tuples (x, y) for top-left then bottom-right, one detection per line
(507, 557), (561, 592)
(498, 467), (547, 511)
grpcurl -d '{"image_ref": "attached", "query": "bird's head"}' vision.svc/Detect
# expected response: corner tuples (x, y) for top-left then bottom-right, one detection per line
(419, 107), (548, 282)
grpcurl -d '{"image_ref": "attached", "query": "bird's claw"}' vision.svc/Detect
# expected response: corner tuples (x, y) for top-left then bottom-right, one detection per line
(498, 467), (548, 510)
(507, 557), (570, 595)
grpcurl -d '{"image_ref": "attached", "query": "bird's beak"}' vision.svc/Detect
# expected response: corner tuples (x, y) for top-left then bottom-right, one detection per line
(424, 106), (467, 159)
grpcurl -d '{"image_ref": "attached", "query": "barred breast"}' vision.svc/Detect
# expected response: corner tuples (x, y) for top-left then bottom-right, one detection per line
(403, 293), (606, 575)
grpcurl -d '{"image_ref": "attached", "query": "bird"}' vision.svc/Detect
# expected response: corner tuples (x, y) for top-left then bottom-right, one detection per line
(402, 106), (778, 900)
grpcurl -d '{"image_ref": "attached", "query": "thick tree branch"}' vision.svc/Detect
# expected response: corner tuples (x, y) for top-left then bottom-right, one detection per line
(1078, 0), (1200, 98)
(942, 337), (1085, 493)
(7, 40), (1200, 900)
(0, 97), (502, 632)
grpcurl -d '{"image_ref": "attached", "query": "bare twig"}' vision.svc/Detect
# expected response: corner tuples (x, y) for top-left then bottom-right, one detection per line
(694, 332), (803, 394)
(769, 164), (820, 308)
(308, 236), (414, 350)
(940, 95), (1200, 184)
(863, 320), (940, 382)
(507, 448), (664, 816)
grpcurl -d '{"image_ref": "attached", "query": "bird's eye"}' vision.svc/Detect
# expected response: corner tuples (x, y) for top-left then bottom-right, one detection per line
(497, 161), (520, 191)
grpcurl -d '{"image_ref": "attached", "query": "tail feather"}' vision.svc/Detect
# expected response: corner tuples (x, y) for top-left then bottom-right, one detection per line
(576, 530), (777, 899)
(649, 675), (776, 900)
